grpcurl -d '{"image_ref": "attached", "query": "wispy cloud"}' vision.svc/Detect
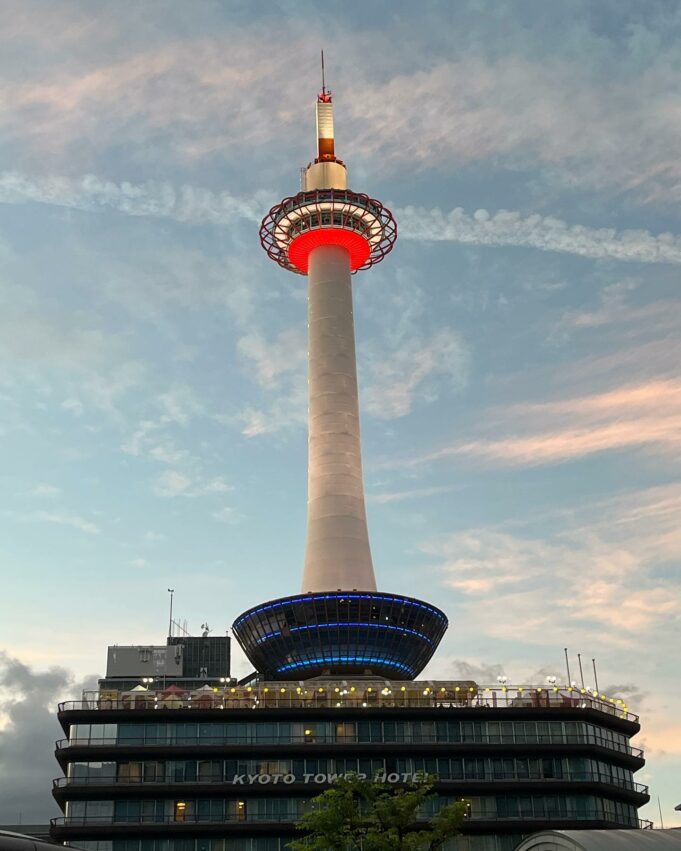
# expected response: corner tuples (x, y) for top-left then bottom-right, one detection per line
(233, 326), (308, 438)
(4, 170), (681, 268)
(367, 484), (456, 504)
(424, 483), (681, 644)
(452, 380), (681, 468)
(237, 329), (307, 390)
(153, 470), (232, 499)
(362, 330), (469, 420)
(30, 483), (61, 498)
(31, 510), (100, 535)
(386, 380), (681, 471)
(0, 171), (266, 225)
(211, 506), (244, 525)
(398, 205), (681, 265)
(0, 166), (681, 272)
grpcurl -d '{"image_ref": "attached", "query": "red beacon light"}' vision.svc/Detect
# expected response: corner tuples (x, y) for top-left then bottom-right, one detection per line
(259, 78), (396, 276)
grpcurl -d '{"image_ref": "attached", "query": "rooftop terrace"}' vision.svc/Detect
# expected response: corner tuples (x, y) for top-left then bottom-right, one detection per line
(58, 681), (637, 723)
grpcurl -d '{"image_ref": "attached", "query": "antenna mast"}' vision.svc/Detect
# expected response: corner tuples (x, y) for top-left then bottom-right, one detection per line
(321, 50), (326, 97)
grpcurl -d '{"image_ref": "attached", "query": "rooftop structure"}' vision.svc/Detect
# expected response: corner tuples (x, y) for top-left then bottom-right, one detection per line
(101, 634), (231, 693)
(234, 78), (445, 681)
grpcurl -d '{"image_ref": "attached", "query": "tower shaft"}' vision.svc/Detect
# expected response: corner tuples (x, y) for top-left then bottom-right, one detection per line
(239, 82), (445, 681)
(302, 244), (377, 592)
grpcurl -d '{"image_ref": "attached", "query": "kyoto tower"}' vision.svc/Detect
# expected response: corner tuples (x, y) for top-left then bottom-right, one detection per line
(232, 70), (447, 680)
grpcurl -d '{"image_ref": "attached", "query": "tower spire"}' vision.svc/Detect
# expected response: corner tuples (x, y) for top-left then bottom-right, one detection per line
(316, 52), (335, 163)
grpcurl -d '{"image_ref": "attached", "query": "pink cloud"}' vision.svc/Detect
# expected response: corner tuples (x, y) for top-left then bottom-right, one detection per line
(394, 380), (681, 470)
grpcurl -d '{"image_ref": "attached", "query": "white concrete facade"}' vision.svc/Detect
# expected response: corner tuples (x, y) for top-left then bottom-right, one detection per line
(301, 244), (377, 592)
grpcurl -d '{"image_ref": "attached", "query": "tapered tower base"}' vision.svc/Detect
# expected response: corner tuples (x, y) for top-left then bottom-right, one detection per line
(232, 591), (447, 680)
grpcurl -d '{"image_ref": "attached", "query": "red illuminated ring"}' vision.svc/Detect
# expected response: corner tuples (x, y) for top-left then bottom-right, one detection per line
(259, 189), (397, 276)
(288, 228), (371, 274)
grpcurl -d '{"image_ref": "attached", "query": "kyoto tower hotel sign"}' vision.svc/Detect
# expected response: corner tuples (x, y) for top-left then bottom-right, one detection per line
(232, 78), (448, 680)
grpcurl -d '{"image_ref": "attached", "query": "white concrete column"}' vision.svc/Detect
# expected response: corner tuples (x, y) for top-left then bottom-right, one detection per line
(301, 244), (377, 592)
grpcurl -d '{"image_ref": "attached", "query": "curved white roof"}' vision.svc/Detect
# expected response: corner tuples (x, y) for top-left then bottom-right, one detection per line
(515, 829), (681, 850)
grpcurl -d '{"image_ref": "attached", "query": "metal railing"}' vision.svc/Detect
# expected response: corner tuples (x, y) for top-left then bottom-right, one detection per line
(50, 812), (653, 828)
(55, 734), (644, 760)
(52, 772), (648, 794)
(58, 684), (637, 723)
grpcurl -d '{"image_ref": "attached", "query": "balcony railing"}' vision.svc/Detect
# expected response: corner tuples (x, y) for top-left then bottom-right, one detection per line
(55, 734), (645, 760)
(58, 682), (638, 723)
(50, 812), (653, 829)
(52, 772), (649, 795)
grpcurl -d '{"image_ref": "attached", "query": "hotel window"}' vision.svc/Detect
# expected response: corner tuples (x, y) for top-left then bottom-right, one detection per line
(117, 763), (143, 783)
(198, 760), (220, 781)
(335, 722), (355, 741)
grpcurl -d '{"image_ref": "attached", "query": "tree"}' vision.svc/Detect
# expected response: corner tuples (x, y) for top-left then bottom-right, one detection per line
(288, 773), (468, 850)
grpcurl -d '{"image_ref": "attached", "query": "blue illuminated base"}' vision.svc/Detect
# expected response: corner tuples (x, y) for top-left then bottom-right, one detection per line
(232, 591), (448, 680)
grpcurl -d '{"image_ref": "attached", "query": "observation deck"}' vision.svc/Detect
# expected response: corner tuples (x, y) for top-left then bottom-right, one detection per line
(231, 591), (447, 680)
(259, 188), (397, 274)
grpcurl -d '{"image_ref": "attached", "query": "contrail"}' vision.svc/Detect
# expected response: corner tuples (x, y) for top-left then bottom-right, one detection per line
(0, 170), (268, 225)
(396, 205), (681, 265)
(2, 169), (680, 265)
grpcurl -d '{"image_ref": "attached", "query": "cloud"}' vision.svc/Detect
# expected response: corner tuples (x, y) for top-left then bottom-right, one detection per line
(0, 651), (99, 822)
(5, 166), (681, 271)
(235, 326), (308, 438)
(398, 205), (681, 265)
(0, 283), (145, 421)
(153, 470), (232, 498)
(30, 483), (61, 498)
(423, 483), (681, 646)
(2, 5), (681, 212)
(238, 391), (307, 438)
(362, 330), (469, 419)
(122, 386), (209, 472)
(143, 530), (165, 542)
(454, 380), (681, 468)
(237, 328), (307, 390)
(31, 510), (100, 535)
(211, 506), (244, 525)
(0, 170), (266, 225)
(348, 51), (681, 205)
(388, 379), (681, 471)
(367, 485), (457, 504)
(447, 659), (507, 683)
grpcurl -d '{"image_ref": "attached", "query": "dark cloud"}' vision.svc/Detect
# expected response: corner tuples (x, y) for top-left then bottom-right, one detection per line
(603, 682), (649, 707)
(448, 659), (506, 682)
(0, 651), (99, 823)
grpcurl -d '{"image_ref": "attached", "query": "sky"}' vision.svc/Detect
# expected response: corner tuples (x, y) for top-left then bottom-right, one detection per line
(0, 0), (679, 828)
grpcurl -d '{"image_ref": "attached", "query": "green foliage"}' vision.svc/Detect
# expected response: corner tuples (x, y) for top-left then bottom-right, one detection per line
(288, 773), (467, 851)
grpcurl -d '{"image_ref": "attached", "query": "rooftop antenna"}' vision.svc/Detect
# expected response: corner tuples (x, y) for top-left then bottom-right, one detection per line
(564, 648), (571, 686)
(321, 49), (326, 97)
(167, 588), (174, 638)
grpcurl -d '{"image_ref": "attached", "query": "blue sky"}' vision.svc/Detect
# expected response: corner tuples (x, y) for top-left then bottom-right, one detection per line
(0, 0), (680, 826)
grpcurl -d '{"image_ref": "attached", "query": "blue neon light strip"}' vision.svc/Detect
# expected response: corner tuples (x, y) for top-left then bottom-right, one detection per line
(234, 593), (446, 629)
(275, 655), (415, 675)
(254, 622), (432, 646)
